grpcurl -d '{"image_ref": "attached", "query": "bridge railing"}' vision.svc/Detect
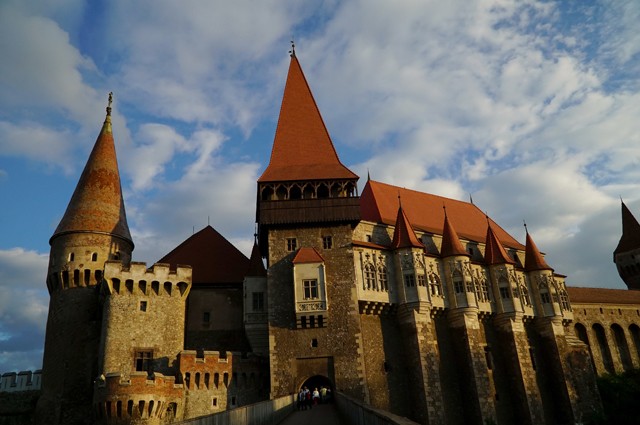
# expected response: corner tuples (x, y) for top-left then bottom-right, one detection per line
(335, 392), (419, 425)
(173, 394), (295, 425)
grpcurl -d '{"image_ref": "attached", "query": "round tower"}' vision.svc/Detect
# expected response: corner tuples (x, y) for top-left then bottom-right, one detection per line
(36, 94), (134, 425)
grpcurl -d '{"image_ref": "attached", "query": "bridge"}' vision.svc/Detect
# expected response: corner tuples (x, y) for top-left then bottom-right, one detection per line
(174, 392), (418, 425)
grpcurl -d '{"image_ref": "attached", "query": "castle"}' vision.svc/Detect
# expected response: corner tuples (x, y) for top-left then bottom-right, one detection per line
(23, 52), (640, 424)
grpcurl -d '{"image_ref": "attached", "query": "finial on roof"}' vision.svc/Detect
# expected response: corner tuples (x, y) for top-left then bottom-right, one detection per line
(106, 92), (113, 117)
(289, 39), (296, 58)
(367, 168), (370, 181)
(398, 192), (402, 208)
(523, 220), (528, 234)
(469, 193), (474, 204)
(443, 203), (447, 217)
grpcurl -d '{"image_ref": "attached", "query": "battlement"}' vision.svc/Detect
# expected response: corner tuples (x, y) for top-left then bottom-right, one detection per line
(0, 370), (41, 392)
(178, 351), (265, 392)
(103, 261), (192, 297)
(94, 372), (184, 422)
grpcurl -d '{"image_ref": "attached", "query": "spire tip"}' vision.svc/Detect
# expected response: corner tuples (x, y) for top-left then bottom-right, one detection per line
(106, 92), (113, 117)
(289, 39), (296, 58)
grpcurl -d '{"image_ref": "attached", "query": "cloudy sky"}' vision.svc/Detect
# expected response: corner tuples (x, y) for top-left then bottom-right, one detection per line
(1, 0), (639, 373)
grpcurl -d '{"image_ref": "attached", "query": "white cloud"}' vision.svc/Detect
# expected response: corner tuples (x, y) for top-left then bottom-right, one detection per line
(0, 248), (49, 372)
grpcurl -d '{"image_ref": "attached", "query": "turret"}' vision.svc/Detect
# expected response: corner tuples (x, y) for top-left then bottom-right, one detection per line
(440, 210), (474, 308)
(484, 220), (521, 314)
(614, 201), (640, 290)
(391, 202), (428, 306)
(524, 226), (567, 318)
(37, 94), (133, 425)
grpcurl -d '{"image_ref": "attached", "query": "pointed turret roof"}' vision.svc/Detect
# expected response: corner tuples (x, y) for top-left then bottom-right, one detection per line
(159, 226), (249, 285)
(391, 203), (423, 249)
(441, 212), (468, 257)
(258, 55), (358, 182)
(524, 227), (552, 271)
(484, 221), (515, 265)
(247, 241), (267, 277)
(614, 201), (640, 255)
(51, 94), (133, 246)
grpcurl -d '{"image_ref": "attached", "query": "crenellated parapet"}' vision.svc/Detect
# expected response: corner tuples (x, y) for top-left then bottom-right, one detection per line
(178, 350), (265, 392)
(0, 370), (41, 393)
(103, 261), (192, 298)
(93, 372), (183, 423)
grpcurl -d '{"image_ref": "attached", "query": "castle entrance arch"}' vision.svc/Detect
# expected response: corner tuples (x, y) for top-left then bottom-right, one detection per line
(299, 374), (333, 393)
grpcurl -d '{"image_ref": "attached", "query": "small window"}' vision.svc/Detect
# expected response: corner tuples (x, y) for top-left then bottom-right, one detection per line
(203, 312), (210, 323)
(252, 292), (265, 311)
(68, 252), (75, 262)
(311, 338), (318, 347)
(301, 316), (307, 328)
(91, 252), (98, 262)
(231, 396), (237, 406)
(286, 238), (297, 252)
(139, 301), (147, 312)
(310, 316), (316, 328)
(540, 292), (551, 304)
(404, 274), (416, 287)
(366, 235), (372, 242)
(303, 279), (318, 299)
(134, 350), (152, 372)
(499, 287), (510, 299)
(212, 398), (217, 407)
(113, 252), (121, 260)
(322, 236), (333, 249)
(417, 275), (426, 287)
(453, 279), (464, 294)
(318, 315), (324, 327)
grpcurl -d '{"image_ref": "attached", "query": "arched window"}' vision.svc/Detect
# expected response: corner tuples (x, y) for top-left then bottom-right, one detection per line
(593, 323), (614, 374)
(498, 278), (510, 299)
(520, 284), (531, 306)
(612, 324), (633, 371)
(559, 290), (571, 311)
(377, 265), (388, 291)
(363, 263), (375, 290)
(429, 273), (442, 297)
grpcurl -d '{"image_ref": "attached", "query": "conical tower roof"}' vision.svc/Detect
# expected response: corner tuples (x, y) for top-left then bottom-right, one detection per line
(614, 201), (640, 255)
(391, 203), (423, 249)
(524, 227), (552, 271)
(441, 212), (468, 257)
(247, 240), (267, 277)
(258, 54), (358, 183)
(51, 95), (132, 246)
(484, 221), (515, 265)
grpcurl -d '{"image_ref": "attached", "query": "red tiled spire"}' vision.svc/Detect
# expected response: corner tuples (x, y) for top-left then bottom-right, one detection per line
(258, 55), (358, 182)
(441, 211), (468, 258)
(614, 201), (640, 255)
(247, 240), (267, 277)
(51, 94), (132, 246)
(391, 203), (423, 249)
(484, 221), (515, 265)
(524, 227), (552, 271)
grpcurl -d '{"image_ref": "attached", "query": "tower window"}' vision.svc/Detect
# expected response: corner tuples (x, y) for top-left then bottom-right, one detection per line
(499, 287), (510, 299)
(311, 338), (318, 347)
(68, 252), (75, 262)
(417, 275), (426, 287)
(286, 238), (297, 252)
(303, 279), (318, 299)
(252, 292), (265, 311)
(91, 252), (98, 262)
(404, 274), (416, 287)
(323, 236), (333, 249)
(540, 291), (551, 304)
(134, 350), (153, 372)
(139, 301), (147, 312)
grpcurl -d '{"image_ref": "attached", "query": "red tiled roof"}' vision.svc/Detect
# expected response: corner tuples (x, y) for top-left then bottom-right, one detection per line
(258, 56), (358, 183)
(614, 201), (640, 255)
(441, 213), (468, 257)
(292, 247), (325, 264)
(567, 286), (640, 305)
(484, 223), (516, 265)
(525, 230), (552, 271)
(158, 226), (249, 285)
(360, 180), (524, 250)
(52, 113), (132, 245)
(391, 205), (423, 249)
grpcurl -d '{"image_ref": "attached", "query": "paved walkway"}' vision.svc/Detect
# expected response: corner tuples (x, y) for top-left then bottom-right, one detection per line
(279, 403), (343, 425)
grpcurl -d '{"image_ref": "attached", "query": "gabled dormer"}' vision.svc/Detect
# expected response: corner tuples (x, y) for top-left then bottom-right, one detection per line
(292, 247), (328, 329)
(257, 52), (360, 256)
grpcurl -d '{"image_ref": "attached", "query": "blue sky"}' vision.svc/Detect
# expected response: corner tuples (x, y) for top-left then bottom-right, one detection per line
(1, 0), (640, 373)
